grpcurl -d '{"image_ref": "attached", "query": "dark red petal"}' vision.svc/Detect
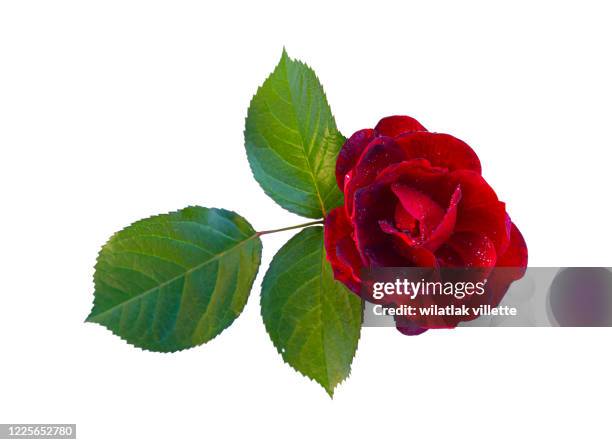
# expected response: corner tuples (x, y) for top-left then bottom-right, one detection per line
(352, 183), (398, 267)
(361, 246), (407, 267)
(373, 161), (482, 254)
(352, 180), (431, 268)
(485, 223), (528, 306)
(336, 237), (363, 282)
(379, 220), (417, 247)
(455, 206), (511, 254)
(324, 207), (362, 294)
(394, 201), (417, 231)
(497, 223), (528, 268)
(399, 245), (438, 267)
(395, 317), (428, 336)
(435, 244), (463, 267)
(335, 129), (375, 189)
(450, 170), (510, 253)
(391, 183), (445, 236)
(395, 132), (481, 173)
(424, 186), (462, 251)
(444, 232), (497, 268)
(345, 136), (407, 216)
(375, 115), (427, 138)
(449, 170), (499, 208)
(377, 221), (438, 267)
(375, 159), (455, 209)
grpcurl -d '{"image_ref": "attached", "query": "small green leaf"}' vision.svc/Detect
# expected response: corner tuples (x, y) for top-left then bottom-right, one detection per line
(88, 206), (262, 352)
(261, 226), (362, 396)
(245, 50), (345, 218)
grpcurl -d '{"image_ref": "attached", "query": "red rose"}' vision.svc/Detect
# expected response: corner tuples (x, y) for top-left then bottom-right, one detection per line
(324, 115), (528, 335)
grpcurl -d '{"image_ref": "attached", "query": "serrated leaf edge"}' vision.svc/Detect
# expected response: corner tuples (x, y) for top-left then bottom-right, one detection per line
(87, 206), (263, 354)
(244, 48), (345, 218)
(260, 227), (362, 397)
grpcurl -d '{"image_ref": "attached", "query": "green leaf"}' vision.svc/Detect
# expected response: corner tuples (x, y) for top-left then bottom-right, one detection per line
(245, 50), (345, 218)
(87, 206), (262, 352)
(261, 226), (362, 396)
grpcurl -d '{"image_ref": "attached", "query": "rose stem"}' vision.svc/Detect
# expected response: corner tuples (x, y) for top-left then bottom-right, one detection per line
(257, 219), (324, 237)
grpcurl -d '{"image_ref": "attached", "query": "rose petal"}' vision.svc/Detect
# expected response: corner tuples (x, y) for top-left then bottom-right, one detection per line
(336, 237), (364, 284)
(449, 170), (500, 208)
(498, 223), (528, 267)
(352, 183), (397, 267)
(375, 159), (455, 210)
(362, 246), (416, 267)
(394, 201), (418, 232)
(324, 207), (362, 293)
(444, 232), (497, 268)
(395, 317), (428, 336)
(345, 136), (407, 216)
(376, 221), (438, 266)
(379, 220), (417, 247)
(391, 183), (445, 236)
(435, 244), (463, 267)
(425, 186), (462, 251)
(335, 129), (375, 189)
(485, 223), (528, 306)
(434, 232), (497, 311)
(450, 170), (510, 252)
(395, 132), (481, 173)
(455, 206), (511, 254)
(375, 115), (427, 138)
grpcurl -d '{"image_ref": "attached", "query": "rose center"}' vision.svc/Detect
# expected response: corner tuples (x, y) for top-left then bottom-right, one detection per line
(378, 183), (462, 252)
(395, 205), (421, 238)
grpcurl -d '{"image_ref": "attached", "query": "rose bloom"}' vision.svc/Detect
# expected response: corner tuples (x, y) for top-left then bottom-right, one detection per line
(324, 116), (528, 335)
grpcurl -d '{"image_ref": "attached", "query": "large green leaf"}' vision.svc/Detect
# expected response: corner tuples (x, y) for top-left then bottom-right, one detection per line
(261, 226), (362, 396)
(87, 206), (262, 352)
(245, 50), (345, 218)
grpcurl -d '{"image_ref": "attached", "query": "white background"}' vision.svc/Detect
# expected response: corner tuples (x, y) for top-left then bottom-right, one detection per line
(2, 1), (612, 443)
